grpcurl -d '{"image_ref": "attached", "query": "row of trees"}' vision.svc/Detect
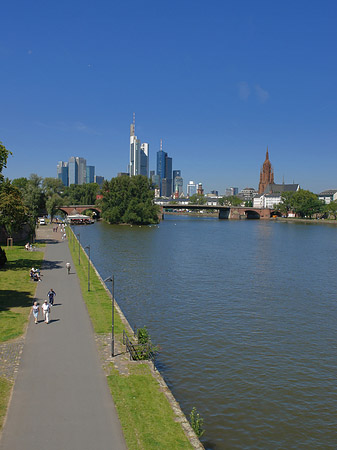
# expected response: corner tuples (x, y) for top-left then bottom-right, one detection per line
(101, 175), (160, 225)
(276, 189), (337, 219)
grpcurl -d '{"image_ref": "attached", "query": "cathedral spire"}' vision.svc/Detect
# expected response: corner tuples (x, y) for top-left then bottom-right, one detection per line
(258, 147), (274, 194)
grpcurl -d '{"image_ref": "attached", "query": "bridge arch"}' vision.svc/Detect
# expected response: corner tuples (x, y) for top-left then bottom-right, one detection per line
(245, 210), (260, 219)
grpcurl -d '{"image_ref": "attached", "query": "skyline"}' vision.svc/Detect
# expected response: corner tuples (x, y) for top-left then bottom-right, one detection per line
(1, 0), (337, 193)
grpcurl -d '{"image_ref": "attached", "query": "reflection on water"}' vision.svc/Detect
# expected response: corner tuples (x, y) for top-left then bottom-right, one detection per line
(73, 217), (337, 449)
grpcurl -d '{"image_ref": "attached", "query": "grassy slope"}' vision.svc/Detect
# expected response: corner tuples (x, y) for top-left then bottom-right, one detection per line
(67, 228), (193, 450)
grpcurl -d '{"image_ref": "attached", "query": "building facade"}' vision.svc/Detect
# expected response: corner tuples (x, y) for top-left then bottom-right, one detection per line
(57, 161), (69, 186)
(129, 116), (149, 178)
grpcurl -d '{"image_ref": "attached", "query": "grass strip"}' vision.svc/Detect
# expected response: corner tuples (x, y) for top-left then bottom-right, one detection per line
(67, 229), (124, 335)
(0, 245), (44, 342)
(67, 227), (193, 450)
(0, 377), (12, 431)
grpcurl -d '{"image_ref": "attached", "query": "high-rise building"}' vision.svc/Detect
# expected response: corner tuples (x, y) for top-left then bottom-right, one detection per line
(58, 157), (94, 186)
(258, 147), (274, 194)
(187, 181), (197, 197)
(68, 157), (78, 185)
(174, 176), (183, 197)
(77, 157), (87, 185)
(225, 187), (238, 196)
(86, 165), (95, 184)
(94, 175), (104, 187)
(156, 140), (173, 197)
(57, 161), (68, 186)
(129, 114), (149, 178)
(173, 170), (183, 197)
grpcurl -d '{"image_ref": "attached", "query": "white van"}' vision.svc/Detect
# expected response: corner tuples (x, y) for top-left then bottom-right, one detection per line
(38, 218), (46, 225)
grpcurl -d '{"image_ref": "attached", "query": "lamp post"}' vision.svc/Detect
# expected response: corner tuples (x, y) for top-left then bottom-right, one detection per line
(77, 233), (80, 265)
(84, 245), (90, 292)
(104, 275), (114, 357)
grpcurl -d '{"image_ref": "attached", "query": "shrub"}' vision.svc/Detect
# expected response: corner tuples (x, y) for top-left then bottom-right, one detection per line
(190, 407), (205, 438)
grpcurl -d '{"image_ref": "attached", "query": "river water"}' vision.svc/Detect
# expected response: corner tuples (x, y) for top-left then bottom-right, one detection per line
(72, 217), (337, 449)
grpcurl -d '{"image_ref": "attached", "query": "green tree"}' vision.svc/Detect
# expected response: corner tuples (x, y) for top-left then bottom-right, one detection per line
(189, 194), (206, 205)
(324, 200), (337, 219)
(0, 180), (27, 237)
(46, 194), (63, 222)
(42, 177), (64, 197)
(0, 141), (12, 181)
(101, 175), (159, 225)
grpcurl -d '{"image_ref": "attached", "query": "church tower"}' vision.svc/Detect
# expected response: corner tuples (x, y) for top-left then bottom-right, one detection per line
(258, 147), (274, 194)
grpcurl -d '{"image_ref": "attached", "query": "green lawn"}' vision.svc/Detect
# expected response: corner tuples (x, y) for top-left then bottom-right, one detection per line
(0, 245), (44, 342)
(0, 377), (12, 431)
(67, 228), (193, 450)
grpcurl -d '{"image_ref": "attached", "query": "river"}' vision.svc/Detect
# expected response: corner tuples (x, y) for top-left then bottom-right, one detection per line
(72, 217), (337, 449)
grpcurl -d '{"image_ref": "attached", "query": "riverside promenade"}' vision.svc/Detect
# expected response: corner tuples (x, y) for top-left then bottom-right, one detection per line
(0, 225), (127, 450)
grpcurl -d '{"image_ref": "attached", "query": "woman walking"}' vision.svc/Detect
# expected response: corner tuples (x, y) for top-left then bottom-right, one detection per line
(32, 301), (40, 324)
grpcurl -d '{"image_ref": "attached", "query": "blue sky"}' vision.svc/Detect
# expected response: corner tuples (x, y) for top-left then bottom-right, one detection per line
(1, 0), (337, 194)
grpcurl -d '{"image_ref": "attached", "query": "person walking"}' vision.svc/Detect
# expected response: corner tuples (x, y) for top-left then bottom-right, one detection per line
(48, 288), (56, 306)
(32, 301), (40, 324)
(66, 262), (71, 275)
(41, 300), (51, 324)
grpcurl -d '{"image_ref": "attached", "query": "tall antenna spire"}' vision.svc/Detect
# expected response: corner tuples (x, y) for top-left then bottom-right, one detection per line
(130, 112), (135, 137)
(266, 146), (269, 159)
(160, 139), (163, 151)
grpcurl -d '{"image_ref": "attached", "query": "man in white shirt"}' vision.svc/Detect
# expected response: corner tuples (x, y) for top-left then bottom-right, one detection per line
(41, 300), (51, 324)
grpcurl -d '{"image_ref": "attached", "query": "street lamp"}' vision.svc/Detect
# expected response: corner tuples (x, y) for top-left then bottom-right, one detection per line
(104, 275), (114, 357)
(77, 232), (80, 265)
(84, 245), (90, 291)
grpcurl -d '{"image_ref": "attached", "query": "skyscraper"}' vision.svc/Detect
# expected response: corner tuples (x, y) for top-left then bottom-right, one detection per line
(68, 157), (78, 185)
(58, 157), (94, 186)
(129, 114), (149, 177)
(77, 157), (87, 185)
(156, 140), (173, 197)
(86, 165), (95, 184)
(57, 161), (68, 186)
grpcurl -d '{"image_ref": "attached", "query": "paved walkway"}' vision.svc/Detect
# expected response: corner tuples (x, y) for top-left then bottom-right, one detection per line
(0, 226), (127, 450)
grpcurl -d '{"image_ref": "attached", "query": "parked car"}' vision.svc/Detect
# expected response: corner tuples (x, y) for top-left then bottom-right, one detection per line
(38, 218), (46, 225)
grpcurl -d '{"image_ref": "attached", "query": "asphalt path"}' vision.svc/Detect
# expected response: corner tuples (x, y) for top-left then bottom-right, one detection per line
(0, 227), (127, 450)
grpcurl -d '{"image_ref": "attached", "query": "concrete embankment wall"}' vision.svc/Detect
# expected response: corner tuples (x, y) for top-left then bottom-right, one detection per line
(70, 228), (204, 450)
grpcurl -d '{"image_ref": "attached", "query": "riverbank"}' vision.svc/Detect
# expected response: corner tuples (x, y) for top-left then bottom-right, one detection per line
(67, 227), (203, 450)
(275, 217), (337, 225)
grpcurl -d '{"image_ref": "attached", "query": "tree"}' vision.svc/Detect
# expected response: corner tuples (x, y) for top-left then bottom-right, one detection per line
(0, 180), (27, 237)
(324, 200), (337, 219)
(277, 189), (324, 218)
(0, 141), (12, 181)
(101, 175), (159, 225)
(46, 194), (63, 222)
(189, 194), (207, 205)
(42, 177), (64, 197)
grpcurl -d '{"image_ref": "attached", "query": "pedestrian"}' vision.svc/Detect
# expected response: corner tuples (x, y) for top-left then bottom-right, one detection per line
(42, 300), (51, 324)
(32, 301), (40, 324)
(66, 262), (71, 275)
(48, 288), (56, 305)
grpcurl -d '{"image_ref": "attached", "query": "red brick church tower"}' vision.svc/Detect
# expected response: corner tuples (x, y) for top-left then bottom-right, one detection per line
(258, 147), (274, 194)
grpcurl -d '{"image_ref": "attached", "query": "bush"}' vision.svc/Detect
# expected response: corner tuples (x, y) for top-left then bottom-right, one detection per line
(190, 407), (205, 438)
(0, 246), (7, 268)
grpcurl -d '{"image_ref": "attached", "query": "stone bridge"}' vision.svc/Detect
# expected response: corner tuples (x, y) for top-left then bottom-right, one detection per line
(58, 205), (102, 216)
(161, 204), (275, 220)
